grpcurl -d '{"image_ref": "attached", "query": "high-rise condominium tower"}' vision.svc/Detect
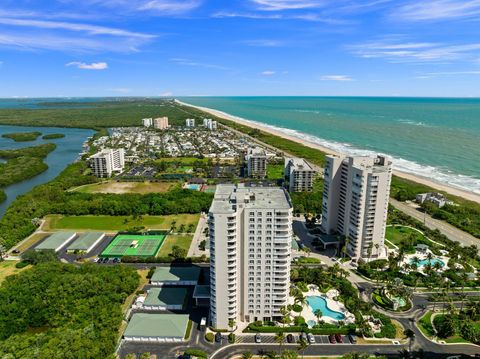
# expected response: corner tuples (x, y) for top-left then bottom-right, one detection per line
(321, 155), (392, 260)
(208, 184), (292, 329)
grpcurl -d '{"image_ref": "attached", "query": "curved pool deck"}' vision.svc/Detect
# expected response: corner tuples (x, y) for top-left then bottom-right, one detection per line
(306, 296), (346, 321)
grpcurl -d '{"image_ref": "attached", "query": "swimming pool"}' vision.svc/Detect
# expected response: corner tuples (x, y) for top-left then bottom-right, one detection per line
(306, 296), (345, 321)
(411, 258), (445, 267)
(185, 184), (201, 191)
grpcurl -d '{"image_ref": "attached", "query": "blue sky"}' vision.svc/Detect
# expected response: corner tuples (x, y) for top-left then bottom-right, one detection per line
(1, 0), (480, 97)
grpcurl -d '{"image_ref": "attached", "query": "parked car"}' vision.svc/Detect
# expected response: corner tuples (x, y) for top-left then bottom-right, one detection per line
(348, 334), (357, 344)
(255, 333), (261, 343)
(335, 333), (343, 343)
(215, 332), (222, 343)
(328, 334), (336, 344)
(307, 333), (315, 344)
(286, 334), (294, 343)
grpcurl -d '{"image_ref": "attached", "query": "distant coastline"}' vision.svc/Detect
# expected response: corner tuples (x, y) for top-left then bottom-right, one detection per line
(177, 99), (480, 204)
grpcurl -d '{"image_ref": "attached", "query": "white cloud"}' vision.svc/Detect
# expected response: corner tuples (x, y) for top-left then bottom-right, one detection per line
(393, 0), (480, 21)
(159, 91), (173, 96)
(320, 75), (353, 81)
(261, 70), (276, 76)
(0, 18), (154, 39)
(349, 38), (480, 64)
(66, 61), (108, 70)
(170, 58), (228, 70)
(250, 0), (326, 11)
(242, 39), (285, 47)
(138, 0), (201, 14)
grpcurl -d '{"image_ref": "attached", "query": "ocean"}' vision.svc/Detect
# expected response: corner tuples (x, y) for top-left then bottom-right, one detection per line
(179, 97), (480, 194)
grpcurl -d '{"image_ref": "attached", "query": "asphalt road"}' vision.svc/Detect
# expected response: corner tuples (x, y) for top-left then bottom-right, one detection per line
(389, 198), (479, 247)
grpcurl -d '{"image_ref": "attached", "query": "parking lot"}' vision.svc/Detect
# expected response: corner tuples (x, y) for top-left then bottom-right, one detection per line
(233, 334), (356, 345)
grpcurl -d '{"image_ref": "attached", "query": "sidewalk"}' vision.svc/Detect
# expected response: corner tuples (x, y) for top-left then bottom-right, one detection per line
(187, 214), (208, 257)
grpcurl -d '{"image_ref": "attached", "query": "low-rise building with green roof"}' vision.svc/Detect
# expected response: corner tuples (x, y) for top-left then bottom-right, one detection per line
(134, 287), (188, 310)
(150, 266), (201, 286)
(123, 313), (189, 342)
(66, 232), (105, 253)
(35, 231), (77, 252)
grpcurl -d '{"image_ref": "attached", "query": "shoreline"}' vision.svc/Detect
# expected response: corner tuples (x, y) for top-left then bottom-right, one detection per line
(177, 99), (480, 204)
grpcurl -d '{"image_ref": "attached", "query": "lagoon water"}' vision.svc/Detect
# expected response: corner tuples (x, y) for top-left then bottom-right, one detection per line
(180, 97), (480, 194)
(0, 125), (93, 217)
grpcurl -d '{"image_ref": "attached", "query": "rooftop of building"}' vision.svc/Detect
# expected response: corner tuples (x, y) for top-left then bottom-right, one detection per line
(67, 232), (105, 251)
(210, 184), (292, 213)
(327, 154), (392, 172)
(150, 266), (201, 283)
(144, 287), (188, 306)
(124, 313), (189, 338)
(286, 157), (315, 171)
(36, 231), (76, 250)
(247, 146), (267, 157)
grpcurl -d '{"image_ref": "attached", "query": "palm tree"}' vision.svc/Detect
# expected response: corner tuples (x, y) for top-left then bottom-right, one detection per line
(241, 352), (254, 359)
(367, 242), (373, 261)
(404, 328), (415, 354)
(275, 331), (285, 349)
(296, 295), (307, 316)
(297, 338), (308, 359)
(263, 352), (279, 359)
(398, 348), (411, 359)
(314, 309), (323, 323)
(412, 256), (421, 269)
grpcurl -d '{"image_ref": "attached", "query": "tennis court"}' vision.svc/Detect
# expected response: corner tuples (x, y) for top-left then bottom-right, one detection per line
(100, 233), (166, 258)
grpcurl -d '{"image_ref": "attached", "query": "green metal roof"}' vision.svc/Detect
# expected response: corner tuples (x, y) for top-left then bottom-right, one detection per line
(144, 287), (187, 306)
(36, 231), (76, 250)
(151, 266), (201, 283)
(67, 232), (105, 251)
(124, 313), (189, 338)
(291, 239), (300, 250)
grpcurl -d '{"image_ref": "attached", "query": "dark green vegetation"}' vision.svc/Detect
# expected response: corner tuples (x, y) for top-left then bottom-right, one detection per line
(0, 262), (139, 358)
(432, 301), (480, 344)
(290, 178), (323, 214)
(391, 176), (480, 238)
(0, 99), (191, 129)
(0, 159), (213, 249)
(1, 131), (42, 142)
(0, 190), (5, 203)
(0, 143), (56, 201)
(42, 133), (65, 140)
(0, 143), (56, 159)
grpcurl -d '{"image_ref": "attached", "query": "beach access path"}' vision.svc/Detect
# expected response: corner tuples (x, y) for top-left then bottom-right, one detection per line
(389, 198), (479, 247)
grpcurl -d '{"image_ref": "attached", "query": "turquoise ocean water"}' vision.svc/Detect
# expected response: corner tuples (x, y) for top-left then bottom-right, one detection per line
(180, 97), (480, 194)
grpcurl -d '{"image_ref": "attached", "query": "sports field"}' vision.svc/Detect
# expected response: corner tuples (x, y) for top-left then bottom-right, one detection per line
(100, 234), (166, 258)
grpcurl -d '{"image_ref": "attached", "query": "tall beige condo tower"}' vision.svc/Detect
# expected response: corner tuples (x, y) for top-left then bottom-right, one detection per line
(208, 184), (293, 329)
(246, 147), (267, 178)
(153, 117), (169, 129)
(321, 155), (392, 260)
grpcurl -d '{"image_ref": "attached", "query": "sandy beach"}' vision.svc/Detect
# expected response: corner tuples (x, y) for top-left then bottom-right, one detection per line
(177, 99), (480, 204)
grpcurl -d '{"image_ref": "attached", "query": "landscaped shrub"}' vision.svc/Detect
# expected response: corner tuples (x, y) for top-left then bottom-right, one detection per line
(184, 348), (208, 358)
(294, 316), (306, 326)
(433, 315), (456, 338)
(292, 304), (302, 312)
(15, 261), (29, 269)
(228, 333), (235, 343)
(205, 332), (214, 342)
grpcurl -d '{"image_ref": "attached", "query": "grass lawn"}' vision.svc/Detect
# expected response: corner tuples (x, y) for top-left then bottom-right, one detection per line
(392, 319), (405, 339)
(417, 311), (435, 338)
(386, 225), (436, 248)
(0, 261), (29, 284)
(13, 233), (47, 254)
(43, 214), (200, 232)
(121, 269), (149, 313)
(72, 181), (179, 194)
(266, 164), (284, 180)
(157, 235), (193, 257)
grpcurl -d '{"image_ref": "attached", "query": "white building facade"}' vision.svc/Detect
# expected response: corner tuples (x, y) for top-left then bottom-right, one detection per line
(246, 147), (267, 178)
(89, 148), (125, 178)
(321, 155), (392, 260)
(203, 118), (217, 130)
(142, 118), (153, 127)
(209, 184), (293, 329)
(284, 157), (317, 192)
(185, 118), (195, 127)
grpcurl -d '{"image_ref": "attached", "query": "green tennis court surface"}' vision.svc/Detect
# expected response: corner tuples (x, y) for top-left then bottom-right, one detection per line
(100, 234), (166, 257)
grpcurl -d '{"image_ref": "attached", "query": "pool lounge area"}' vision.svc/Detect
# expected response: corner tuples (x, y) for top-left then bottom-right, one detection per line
(401, 248), (449, 275)
(289, 286), (355, 326)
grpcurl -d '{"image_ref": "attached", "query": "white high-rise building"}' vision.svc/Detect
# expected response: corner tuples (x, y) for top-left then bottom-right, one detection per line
(142, 118), (153, 127)
(185, 118), (195, 127)
(153, 117), (169, 129)
(208, 184), (293, 329)
(284, 157), (317, 192)
(89, 148), (125, 178)
(203, 118), (217, 130)
(321, 155), (392, 260)
(246, 147), (267, 178)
